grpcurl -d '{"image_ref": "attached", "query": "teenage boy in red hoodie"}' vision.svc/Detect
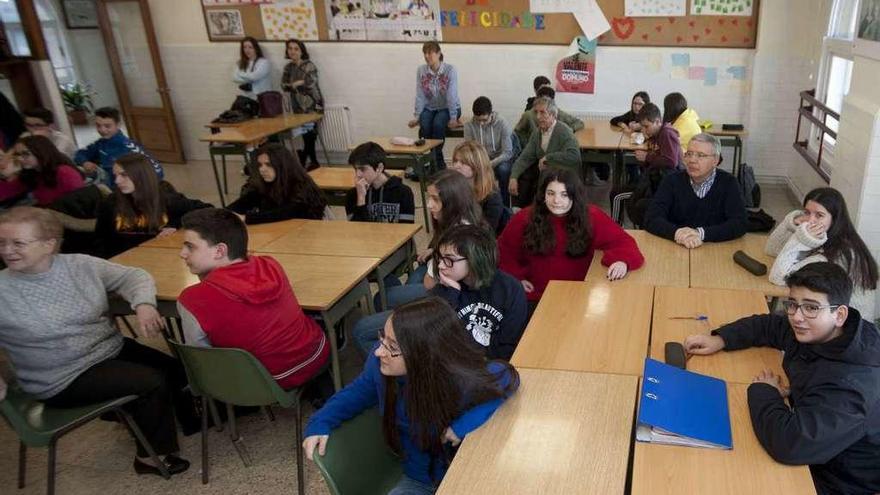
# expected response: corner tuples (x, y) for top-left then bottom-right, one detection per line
(176, 208), (328, 389)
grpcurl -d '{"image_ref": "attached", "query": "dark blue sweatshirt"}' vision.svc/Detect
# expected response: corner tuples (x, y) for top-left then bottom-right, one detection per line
(74, 131), (163, 186)
(430, 270), (527, 360)
(304, 355), (518, 486)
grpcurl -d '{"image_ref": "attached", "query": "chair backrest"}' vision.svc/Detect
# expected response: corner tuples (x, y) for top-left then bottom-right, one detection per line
(167, 341), (293, 408)
(314, 408), (403, 495)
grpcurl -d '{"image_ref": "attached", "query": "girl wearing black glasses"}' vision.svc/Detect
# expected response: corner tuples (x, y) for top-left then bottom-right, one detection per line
(303, 297), (519, 494)
(352, 224), (527, 360)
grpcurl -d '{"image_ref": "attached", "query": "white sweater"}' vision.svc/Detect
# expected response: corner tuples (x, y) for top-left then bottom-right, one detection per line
(765, 210), (876, 322)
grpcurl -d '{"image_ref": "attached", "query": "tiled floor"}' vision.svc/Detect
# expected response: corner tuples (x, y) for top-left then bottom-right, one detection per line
(0, 158), (800, 495)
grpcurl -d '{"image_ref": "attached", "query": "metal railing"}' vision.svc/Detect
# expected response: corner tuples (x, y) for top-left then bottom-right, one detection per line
(793, 89), (838, 183)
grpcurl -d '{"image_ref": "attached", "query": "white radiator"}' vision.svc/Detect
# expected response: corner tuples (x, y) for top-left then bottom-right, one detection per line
(575, 111), (618, 121)
(318, 105), (353, 152)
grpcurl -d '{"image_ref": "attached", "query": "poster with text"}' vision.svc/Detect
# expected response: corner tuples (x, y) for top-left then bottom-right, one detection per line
(690, 0), (753, 16)
(625, 0), (686, 17)
(555, 37), (596, 94)
(326, 0), (441, 41)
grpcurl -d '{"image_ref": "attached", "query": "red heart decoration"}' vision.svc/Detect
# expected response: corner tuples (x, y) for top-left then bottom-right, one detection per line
(718, 19), (725, 25)
(676, 35), (684, 43)
(731, 19), (739, 26)
(642, 33), (649, 40)
(705, 27), (711, 35)
(747, 20), (753, 27)
(721, 35), (728, 42)
(692, 34), (700, 41)
(688, 20), (695, 28)
(611, 17), (636, 40)
(743, 37), (751, 43)
(599, 34), (607, 41)
(668, 17), (675, 24)
(655, 25), (662, 32)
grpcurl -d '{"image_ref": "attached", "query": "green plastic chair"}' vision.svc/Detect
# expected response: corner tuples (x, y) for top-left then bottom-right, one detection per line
(0, 386), (169, 495)
(167, 341), (306, 494)
(313, 408), (403, 495)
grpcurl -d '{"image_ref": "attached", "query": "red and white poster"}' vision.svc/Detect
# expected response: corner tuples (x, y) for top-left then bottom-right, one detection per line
(555, 36), (597, 94)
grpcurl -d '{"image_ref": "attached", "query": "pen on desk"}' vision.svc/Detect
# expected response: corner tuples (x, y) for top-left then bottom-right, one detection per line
(669, 315), (709, 321)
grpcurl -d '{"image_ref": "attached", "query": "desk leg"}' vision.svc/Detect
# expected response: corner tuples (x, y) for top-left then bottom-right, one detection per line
(208, 146), (226, 207)
(735, 136), (743, 179)
(612, 150), (626, 191)
(319, 278), (374, 391)
(317, 130), (331, 165)
(373, 241), (413, 311)
(416, 154), (431, 233)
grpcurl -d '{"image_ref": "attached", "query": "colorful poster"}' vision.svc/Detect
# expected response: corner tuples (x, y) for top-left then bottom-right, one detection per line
(325, 0), (441, 41)
(555, 37), (596, 94)
(206, 9), (245, 38)
(203, 0), (270, 4)
(690, 0), (753, 16)
(261, 0), (319, 40)
(625, 0), (686, 17)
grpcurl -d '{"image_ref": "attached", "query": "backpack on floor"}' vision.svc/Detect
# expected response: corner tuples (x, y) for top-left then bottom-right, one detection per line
(738, 162), (761, 208)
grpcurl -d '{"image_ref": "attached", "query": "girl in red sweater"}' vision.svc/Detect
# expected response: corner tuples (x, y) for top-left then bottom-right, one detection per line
(12, 135), (84, 206)
(498, 167), (644, 303)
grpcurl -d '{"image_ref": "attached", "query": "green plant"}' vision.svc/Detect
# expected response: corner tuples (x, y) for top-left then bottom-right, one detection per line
(59, 83), (94, 113)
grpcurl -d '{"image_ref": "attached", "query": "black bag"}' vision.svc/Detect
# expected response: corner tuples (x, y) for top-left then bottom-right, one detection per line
(258, 91), (283, 118)
(738, 162), (761, 208)
(238, 82), (252, 92)
(231, 95), (259, 118)
(212, 109), (250, 124)
(746, 208), (776, 232)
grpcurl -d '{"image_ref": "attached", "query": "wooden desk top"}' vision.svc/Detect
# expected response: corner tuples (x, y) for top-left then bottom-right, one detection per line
(437, 368), (638, 495)
(260, 219), (421, 260)
(510, 281), (653, 376)
(199, 113), (322, 144)
(575, 121), (624, 150)
(585, 230), (689, 288)
(308, 167), (404, 191)
(110, 246), (378, 311)
(651, 287), (785, 384)
(357, 137), (444, 155)
(632, 382), (816, 495)
(690, 234), (788, 297)
(140, 219), (306, 251)
(707, 128), (748, 138)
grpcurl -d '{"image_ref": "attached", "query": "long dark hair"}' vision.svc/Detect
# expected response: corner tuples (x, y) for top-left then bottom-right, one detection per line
(662, 92), (688, 124)
(803, 187), (879, 291)
(434, 224), (497, 289)
(249, 143), (326, 217)
(285, 38), (310, 61)
(16, 135), (77, 189)
(427, 170), (484, 248)
(381, 297), (519, 475)
(113, 153), (166, 232)
(238, 36), (263, 71)
(523, 167), (591, 257)
(631, 91), (650, 112)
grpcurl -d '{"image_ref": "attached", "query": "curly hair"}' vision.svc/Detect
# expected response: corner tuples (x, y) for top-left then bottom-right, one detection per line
(522, 167), (591, 257)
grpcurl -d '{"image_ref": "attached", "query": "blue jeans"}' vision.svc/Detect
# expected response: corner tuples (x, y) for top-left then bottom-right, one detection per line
(405, 264), (428, 285)
(352, 310), (392, 355)
(494, 159), (513, 207)
(419, 108), (450, 170)
(373, 272), (403, 312)
(388, 475), (436, 495)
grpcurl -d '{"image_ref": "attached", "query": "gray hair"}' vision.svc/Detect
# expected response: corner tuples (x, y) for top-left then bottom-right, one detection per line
(532, 96), (558, 117)
(690, 133), (720, 156)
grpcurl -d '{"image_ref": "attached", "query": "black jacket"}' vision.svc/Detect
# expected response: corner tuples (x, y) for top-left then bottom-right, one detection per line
(430, 270), (528, 360)
(644, 169), (747, 242)
(228, 187), (325, 224)
(344, 176), (415, 223)
(715, 311), (880, 495)
(481, 190), (509, 236)
(95, 191), (212, 258)
(610, 110), (639, 128)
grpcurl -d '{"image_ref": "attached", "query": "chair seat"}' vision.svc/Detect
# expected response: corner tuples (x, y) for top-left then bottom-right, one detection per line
(0, 388), (137, 448)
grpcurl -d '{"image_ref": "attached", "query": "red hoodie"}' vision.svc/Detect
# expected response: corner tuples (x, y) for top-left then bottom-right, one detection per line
(178, 255), (328, 389)
(498, 205), (644, 301)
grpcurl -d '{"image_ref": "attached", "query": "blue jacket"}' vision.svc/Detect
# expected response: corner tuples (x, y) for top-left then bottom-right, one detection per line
(74, 131), (163, 186)
(304, 354), (517, 486)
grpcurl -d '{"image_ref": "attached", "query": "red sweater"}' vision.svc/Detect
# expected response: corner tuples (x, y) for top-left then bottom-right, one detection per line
(178, 256), (329, 389)
(32, 165), (84, 206)
(498, 205), (644, 301)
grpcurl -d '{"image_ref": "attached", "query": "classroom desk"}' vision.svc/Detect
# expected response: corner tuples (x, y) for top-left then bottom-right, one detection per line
(357, 137), (444, 232)
(690, 234), (787, 298)
(437, 368), (638, 495)
(308, 167), (405, 206)
(707, 127), (748, 178)
(140, 219), (306, 251)
(260, 219), (422, 310)
(510, 281), (653, 376)
(651, 286), (785, 385)
(110, 246), (378, 390)
(631, 382), (816, 495)
(199, 113), (324, 206)
(585, 230), (689, 288)
(576, 121), (627, 188)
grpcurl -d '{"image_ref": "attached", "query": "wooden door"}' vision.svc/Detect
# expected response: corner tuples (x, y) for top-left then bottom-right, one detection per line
(96, 0), (185, 163)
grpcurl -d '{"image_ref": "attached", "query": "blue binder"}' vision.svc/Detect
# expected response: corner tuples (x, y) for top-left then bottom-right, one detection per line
(636, 358), (733, 449)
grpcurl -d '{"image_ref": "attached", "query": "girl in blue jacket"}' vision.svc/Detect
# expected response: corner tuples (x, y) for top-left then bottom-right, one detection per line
(304, 297), (519, 494)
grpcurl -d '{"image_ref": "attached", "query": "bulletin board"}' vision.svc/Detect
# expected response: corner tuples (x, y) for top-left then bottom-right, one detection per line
(200, 0), (759, 47)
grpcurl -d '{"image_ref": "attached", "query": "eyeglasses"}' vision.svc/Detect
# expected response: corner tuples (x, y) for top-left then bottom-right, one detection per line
(0, 238), (43, 252)
(12, 150), (33, 159)
(683, 151), (717, 160)
(781, 300), (840, 319)
(437, 255), (467, 268)
(376, 330), (402, 357)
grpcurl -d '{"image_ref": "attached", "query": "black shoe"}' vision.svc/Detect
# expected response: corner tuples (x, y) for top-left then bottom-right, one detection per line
(134, 454), (190, 476)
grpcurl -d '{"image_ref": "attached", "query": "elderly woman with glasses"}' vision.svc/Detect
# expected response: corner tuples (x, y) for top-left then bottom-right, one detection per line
(351, 224), (528, 360)
(0, 206), (192, 477)
(643, 132), (748, 249)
